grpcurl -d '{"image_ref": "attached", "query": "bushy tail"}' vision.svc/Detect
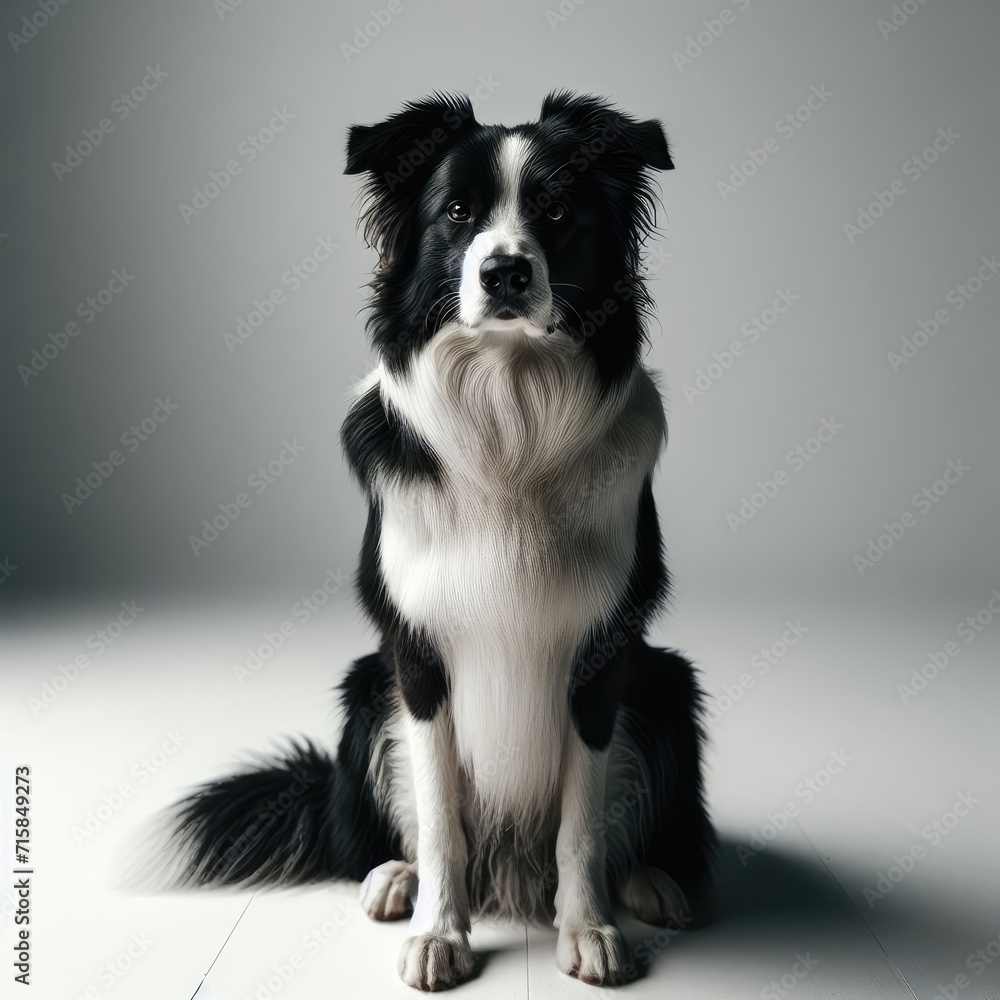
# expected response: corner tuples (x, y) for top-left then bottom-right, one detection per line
(165, 739), (358, 887)
(148, 651), (400, 890)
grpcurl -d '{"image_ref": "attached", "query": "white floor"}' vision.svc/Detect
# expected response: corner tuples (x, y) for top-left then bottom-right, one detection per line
(3, 592), (998, 999)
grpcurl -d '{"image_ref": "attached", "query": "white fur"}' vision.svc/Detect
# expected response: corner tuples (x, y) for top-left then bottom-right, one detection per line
(457, 134), (553, 331)
(554, 733), (629, 985)
(397, 712), (474, 991)
(404, 711), (469, 936)
(360, 859), (416, 920)
(378, 327), (663, 821)
(361, 319), (666, 958)
(365, 157), (668, 982)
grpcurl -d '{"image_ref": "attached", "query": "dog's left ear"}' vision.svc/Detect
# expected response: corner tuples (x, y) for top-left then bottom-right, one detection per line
(539, 91), (674, 171)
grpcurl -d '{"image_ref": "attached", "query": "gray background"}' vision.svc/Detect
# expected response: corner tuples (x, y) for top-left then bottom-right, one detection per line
(3, 4), (1000, 997)
(3, 0), (998, 611)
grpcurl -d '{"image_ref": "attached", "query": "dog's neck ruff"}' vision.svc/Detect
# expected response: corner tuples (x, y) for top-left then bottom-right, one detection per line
(379, 322), (657, 487)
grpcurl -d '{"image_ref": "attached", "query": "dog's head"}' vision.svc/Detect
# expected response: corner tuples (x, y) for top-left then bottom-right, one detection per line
(346, 92), (673, 385)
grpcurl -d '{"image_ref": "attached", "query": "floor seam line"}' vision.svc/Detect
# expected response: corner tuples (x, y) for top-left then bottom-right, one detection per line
(524, 919), (530, 999)
(187, 891), (257, 999)
(794, 818), (920, 1000)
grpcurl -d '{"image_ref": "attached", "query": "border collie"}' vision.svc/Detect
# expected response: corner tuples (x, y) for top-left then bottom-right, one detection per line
(162, 92), (715, 990)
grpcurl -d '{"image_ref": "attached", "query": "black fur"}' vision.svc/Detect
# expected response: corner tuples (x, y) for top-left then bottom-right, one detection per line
(346, 91), (674, 388)
(393, 626), (450, 721)
(620, 645), (717, 912)
(166, 652), (399, 886)
(568, 626), (629, 751)
(341, 382), (442, 491)
(354, 504), (391, 628)
(569, 475), (668, 750)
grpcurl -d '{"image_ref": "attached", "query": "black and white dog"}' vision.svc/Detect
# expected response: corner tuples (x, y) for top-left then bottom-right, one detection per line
(164, 92), (715, 990)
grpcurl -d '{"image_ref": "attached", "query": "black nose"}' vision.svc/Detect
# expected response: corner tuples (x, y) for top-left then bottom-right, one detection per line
(479, 255), (533, 298)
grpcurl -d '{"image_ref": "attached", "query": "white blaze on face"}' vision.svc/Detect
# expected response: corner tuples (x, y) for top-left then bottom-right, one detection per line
(458, 230), (502, 323)
(457, 133), (551, 332)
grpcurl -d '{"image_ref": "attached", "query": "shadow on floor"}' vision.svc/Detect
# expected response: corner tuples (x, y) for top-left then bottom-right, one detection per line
(614, 832), (977, 989)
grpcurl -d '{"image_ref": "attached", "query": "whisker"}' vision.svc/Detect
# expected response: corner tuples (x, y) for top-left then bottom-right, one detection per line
(542, 158), (576, 184)
(550, 291), (585, 334)
(422, 289), (457, 335)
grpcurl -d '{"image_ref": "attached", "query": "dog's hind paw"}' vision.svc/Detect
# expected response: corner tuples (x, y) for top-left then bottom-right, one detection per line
(557, 923), (631, 987)
(360, 860), (417, 921)
(620, 864), (691, 928)
(398, 931), (472, 991)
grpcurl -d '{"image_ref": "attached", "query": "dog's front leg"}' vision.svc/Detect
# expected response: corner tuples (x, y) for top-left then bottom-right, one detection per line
(396, 632), (473, 991)
(554, 728), (630, 986)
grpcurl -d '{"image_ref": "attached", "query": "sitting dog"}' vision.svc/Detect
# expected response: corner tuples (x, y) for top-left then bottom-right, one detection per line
(163, 92), (715, 991)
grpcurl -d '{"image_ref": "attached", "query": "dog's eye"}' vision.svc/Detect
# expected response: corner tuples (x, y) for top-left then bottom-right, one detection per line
(447, 200), (472, 223)
(545, 202), (567, 222)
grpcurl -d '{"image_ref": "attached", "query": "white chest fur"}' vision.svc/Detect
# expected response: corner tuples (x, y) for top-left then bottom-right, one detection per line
(374, 326), (665, 821)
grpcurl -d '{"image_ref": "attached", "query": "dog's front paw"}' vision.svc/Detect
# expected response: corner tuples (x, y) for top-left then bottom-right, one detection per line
(360, 860), (417, 921)
(557, 923), (631, 986)
(398, 932), (472, 991)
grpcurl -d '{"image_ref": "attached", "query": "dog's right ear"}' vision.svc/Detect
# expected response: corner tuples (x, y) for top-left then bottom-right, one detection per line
(345, 93), (479, 265)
